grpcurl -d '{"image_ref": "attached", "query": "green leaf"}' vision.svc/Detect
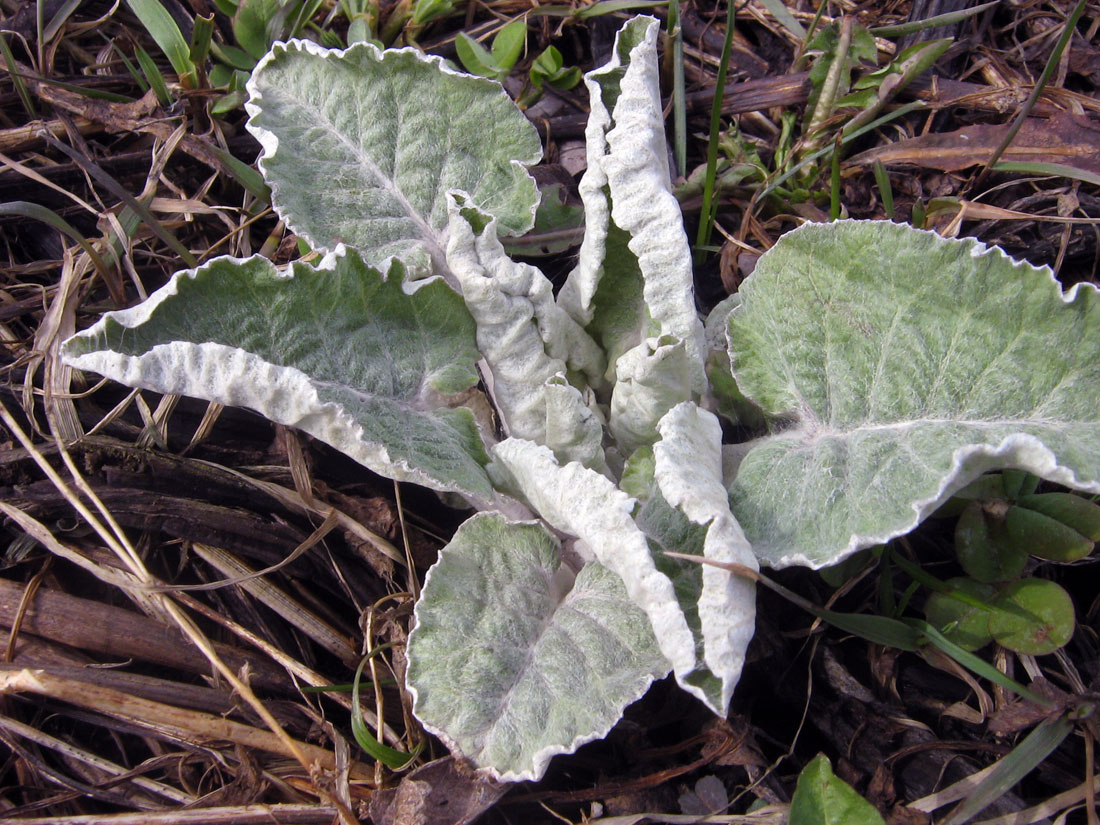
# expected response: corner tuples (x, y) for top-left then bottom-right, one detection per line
(245, 39), (542, 273)
(529, 45), (563, 88)
(789, 754), (885, 825)
(62, 248), (495, 501)
(726, 221), (1100, 569)
(233, 0), (282, 60)
(988, 578), (1075, 655)
(955, 500), (1026, 583)
(407, 513), (667, 781)
(923, 577), (996, 651)
(1010, 492), (1100, 561)
(125, 0), (197, 85)
(490, 20), (526, 71)
(455, 32), (503, 79)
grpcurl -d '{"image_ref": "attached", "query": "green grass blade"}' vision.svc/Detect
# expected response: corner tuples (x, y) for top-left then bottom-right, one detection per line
(667, 0), (686, 178)
(0, 34), (36, 118)
(758, 0), (805, 38)
(940, 715), (1074, 825)
(44, 135), (197, 268)
(973, 0), (1087, 188)
(992, 160), (1100, 187)
(870, 0), (997, 37)
(6, 68), (137, 102)
(872, 160), (894, 217)
(693, 0), (737, 262)
(351, 654), (420, 769)
(135, 44), (173, 106)
(664, 554), (922, 650)
(125, 0), (197, 86)
(210, 146), (271, 201)
(574, 0), (668, 18)
(0, 201), (114, 290)
(907, 620), (1053, 707)
(41, 0), (84, 43)
(828, 137), (841, 220)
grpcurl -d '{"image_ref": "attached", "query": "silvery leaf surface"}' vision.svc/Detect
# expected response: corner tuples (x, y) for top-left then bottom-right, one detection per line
(558, 17), (705, 390)
(62, 249), (495, 501)
(651, 402), (757, 712)
(445, 195), (606, 456)
(609, 336), (695, 456)
(491, 437), (752, 712)
(726, 220), (1100, 568)
(407, 512), (667, 782)
(246, 39), (542, 273)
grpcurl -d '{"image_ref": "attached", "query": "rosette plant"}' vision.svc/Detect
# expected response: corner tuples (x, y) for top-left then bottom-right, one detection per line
(62, 16), (1100, 782)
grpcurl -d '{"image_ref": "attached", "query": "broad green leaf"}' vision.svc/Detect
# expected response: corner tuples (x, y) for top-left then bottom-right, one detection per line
(988, 578), (1075, 655)
(455, 32), (503, 79)
(490, 19), (526, 70)
(726, 221), (1100, 568)
(789, 754), (885, 825)
(245, 39), (542, 273)
(558, 17), (705, 393)
(922, 578), (996, 651)
(445, 195), (606, 450)
(62, 248), (495, 501)
(233, 0), (282, 60)
(407, 512), (667, 781)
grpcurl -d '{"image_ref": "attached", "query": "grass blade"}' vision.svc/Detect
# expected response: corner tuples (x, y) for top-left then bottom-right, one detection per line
(992, 160), (1100, 187)
(870, 0), (998, 37)
(0, 201), (115, 293)
(666, 0), (686, 178)
(940, 715), (1074, 825)
(973, 0), (1087, 189)
(873, 159), (894, 217)
(907, 620), (1053, 707)
(693, 0), (736, 262)
(351, 652), (420, 769)
(125, 0), (197, 87)
(758, 0), (805, 38)
(135, 44), (173, 106)
(0, 34), (36, 118)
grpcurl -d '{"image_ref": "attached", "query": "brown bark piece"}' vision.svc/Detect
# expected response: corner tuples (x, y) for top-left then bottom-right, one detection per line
(0, 577), (289, 691)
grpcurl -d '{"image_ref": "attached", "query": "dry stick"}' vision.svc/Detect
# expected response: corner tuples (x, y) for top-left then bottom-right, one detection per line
(0, 805), (340, 825)
(170, 590), (401, 745)
(971, 0), (1088, 191)
(0, 711), (197, 805)
(0, 401), (360, 824)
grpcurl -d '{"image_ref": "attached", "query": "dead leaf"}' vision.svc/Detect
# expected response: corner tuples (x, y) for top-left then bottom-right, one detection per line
(367, 756), (507, 825)
(846, 113), (1100, 175)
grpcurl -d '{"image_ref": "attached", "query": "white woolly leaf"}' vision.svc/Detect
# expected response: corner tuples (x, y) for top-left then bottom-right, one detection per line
(62, 249), (495, 501)
(652, 402), (757, 713)
(407, 513), (668, 782)
(491, 437), (752, 712)
(445, 195), (606, 452)
(558, 17), (705, 389)
(246, 39), (541, 273)
(726, 221), (1100, 568)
